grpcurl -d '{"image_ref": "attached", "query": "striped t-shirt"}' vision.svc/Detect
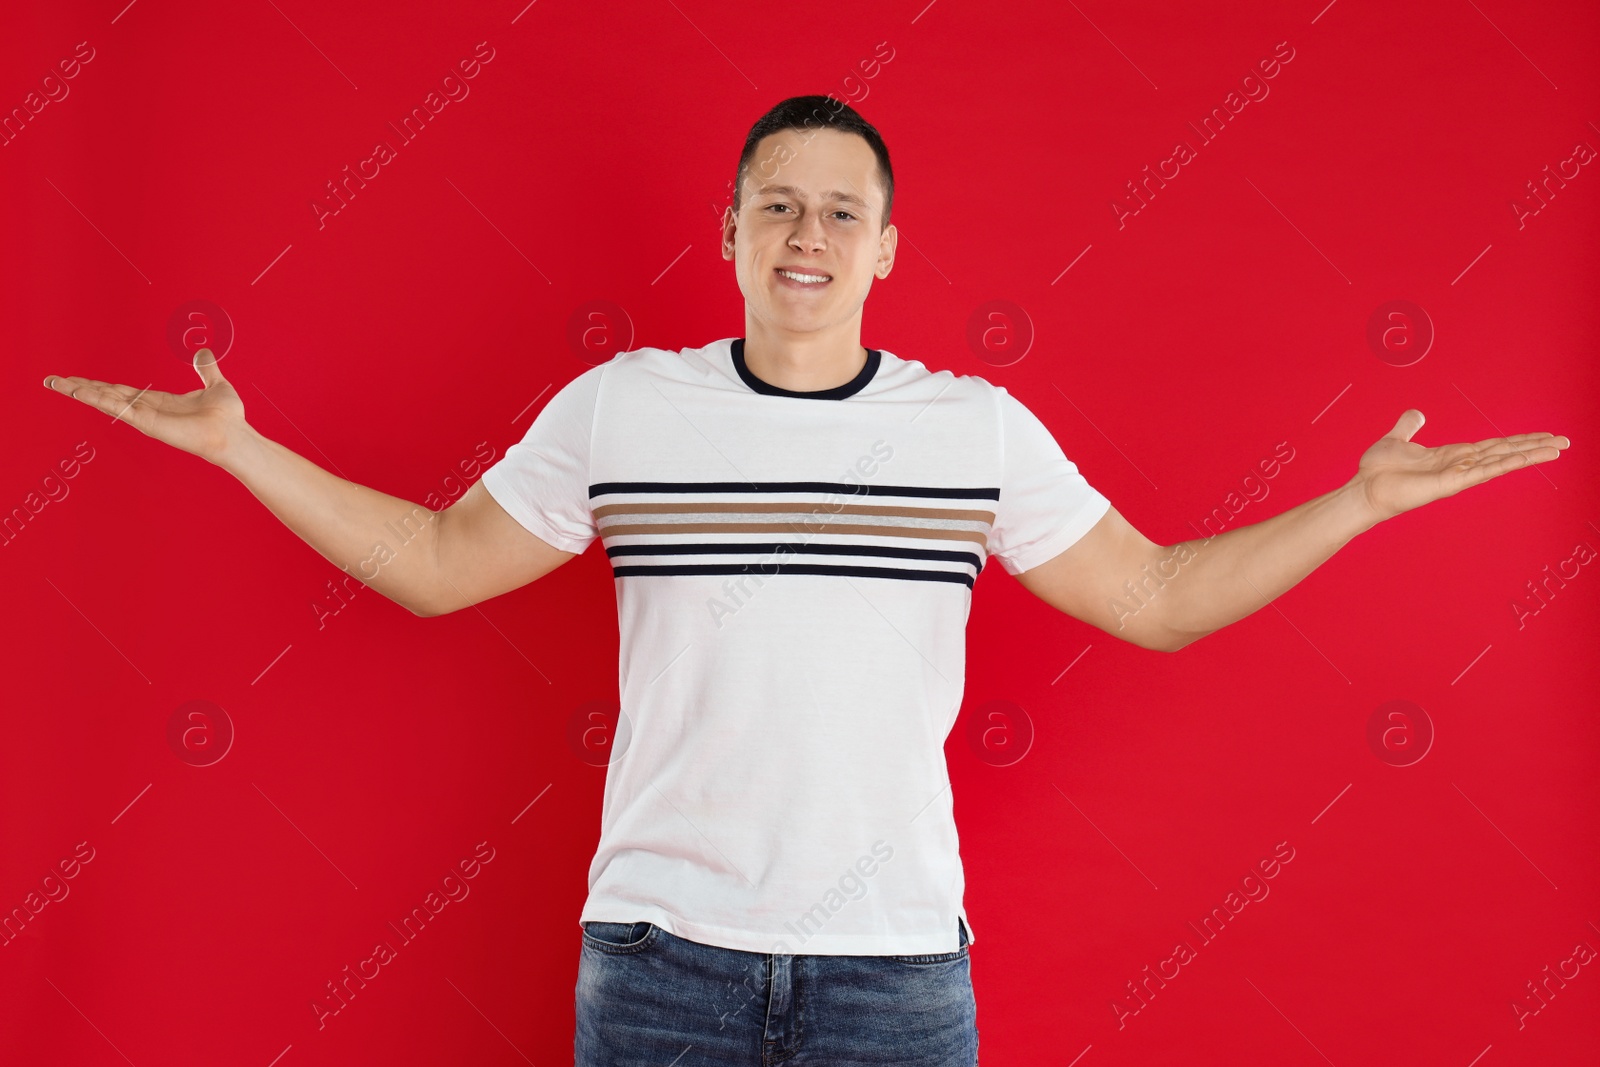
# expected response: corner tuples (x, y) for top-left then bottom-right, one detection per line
(481, 336), (1111, 955)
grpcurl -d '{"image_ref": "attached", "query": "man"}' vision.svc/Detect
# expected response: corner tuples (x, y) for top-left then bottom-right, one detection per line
(44, 95), (1567, 1065)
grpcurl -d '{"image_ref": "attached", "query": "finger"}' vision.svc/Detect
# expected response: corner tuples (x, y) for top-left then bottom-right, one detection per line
(1386, 409), (1425, 442)
(44, 375), (140, 405)
(1467, 431), (1571, 452)
(1461, 436), (1570, 467)
(1454, 444), (1563, 485)
(43, 376), (158, 422)
(192, 347), (227, 389)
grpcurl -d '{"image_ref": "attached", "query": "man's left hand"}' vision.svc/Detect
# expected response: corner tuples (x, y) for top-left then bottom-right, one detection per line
(1353, 409), (1570, 523)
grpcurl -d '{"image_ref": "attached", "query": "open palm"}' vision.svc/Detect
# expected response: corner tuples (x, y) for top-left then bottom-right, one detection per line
(1356, 409), (1570, 522)
(43, 348), (246, 465)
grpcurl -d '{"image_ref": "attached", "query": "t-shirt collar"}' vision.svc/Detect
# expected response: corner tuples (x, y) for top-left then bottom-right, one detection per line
(730, 337), (880, 400)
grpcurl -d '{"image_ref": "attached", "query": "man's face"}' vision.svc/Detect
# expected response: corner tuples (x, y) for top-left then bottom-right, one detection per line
(721, 127), (896, 338)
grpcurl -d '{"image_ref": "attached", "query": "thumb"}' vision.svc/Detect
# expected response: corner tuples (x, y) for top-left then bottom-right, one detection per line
(1386, 408), (1424, 442)
(192, 347), (227, 388)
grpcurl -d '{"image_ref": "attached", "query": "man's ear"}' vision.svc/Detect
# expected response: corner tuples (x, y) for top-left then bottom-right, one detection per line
(721, 205), (738, 261)
(875, 222), (897, 278)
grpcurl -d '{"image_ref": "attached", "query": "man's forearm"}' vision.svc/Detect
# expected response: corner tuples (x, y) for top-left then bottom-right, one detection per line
(218, 423), (444, 616)
(1157, 480), (1383, 649)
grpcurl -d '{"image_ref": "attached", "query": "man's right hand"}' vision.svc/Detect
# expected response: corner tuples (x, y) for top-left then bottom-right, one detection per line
(43, 347), (247, 467)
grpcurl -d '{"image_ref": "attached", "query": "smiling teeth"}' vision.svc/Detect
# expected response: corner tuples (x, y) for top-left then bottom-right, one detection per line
(779, 270), (830, 284)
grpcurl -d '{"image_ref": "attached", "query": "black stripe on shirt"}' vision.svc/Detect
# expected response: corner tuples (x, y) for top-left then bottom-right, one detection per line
(589, 480), (999, 500)
(609, 561), (976, 588)
(605, 540), (984, 573)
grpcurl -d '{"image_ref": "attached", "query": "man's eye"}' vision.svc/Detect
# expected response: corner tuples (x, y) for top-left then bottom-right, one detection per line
(761, 204), (854, 220)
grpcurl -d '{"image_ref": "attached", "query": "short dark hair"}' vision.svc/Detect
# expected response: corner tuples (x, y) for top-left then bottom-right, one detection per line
(734, 95), (894, 231)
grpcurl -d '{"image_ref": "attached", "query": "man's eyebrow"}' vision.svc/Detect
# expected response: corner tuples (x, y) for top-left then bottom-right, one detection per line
(754, 184), (872, 210)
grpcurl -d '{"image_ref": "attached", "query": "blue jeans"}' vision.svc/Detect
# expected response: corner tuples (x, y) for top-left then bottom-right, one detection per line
(575, 919), (978, 1065)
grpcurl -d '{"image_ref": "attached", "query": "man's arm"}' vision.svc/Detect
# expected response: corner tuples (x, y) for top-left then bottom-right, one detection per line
(44, 349), (576, 618)
(1015, 410), (1570, 652)
(1015, 485), (1373, 652)
(221, 428), (576, 617)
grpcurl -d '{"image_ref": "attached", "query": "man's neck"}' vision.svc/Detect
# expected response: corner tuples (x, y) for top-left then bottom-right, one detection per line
(741, 325), (868, 393)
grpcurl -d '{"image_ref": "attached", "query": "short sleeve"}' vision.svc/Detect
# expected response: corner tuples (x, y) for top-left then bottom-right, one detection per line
(479, 365), (604, 555)
(987, 387), (1112, 575)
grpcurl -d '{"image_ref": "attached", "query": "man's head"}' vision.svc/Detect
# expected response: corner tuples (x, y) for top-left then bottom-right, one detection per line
(722, 95), (898, 342)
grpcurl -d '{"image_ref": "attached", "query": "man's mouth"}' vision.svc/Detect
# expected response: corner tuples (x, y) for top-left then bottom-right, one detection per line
(775, 267), (832, 286)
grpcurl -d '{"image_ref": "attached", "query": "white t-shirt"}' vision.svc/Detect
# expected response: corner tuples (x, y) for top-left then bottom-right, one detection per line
(480, 336), (1111, 955)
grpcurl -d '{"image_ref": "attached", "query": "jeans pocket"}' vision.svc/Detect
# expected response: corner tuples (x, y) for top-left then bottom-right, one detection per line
(582, 920), (658, 955)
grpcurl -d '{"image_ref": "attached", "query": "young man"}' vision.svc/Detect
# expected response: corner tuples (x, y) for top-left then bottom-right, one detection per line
(44, 96), (1568, 1064)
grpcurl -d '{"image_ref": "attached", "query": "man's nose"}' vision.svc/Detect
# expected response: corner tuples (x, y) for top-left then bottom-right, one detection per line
(789, 212), (827, 251)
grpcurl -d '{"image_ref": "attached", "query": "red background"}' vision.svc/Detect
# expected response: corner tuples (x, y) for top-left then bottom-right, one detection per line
(3, 1), (1596, 1063)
